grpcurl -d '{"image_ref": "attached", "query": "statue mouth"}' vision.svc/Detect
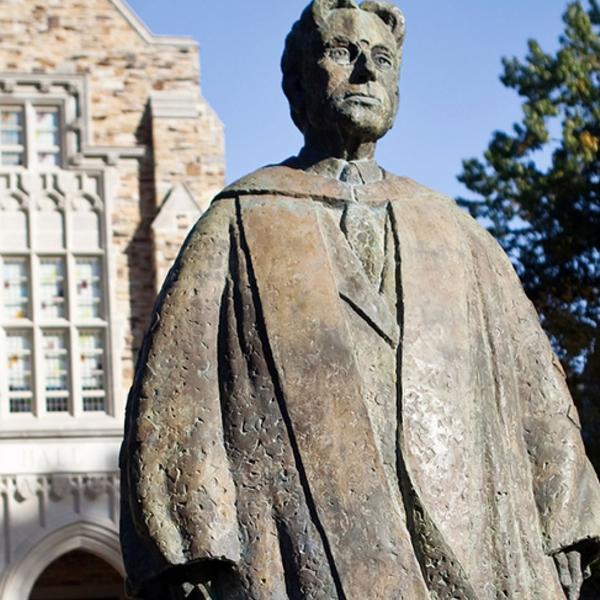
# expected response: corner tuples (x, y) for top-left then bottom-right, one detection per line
(342, 93), (381, 107)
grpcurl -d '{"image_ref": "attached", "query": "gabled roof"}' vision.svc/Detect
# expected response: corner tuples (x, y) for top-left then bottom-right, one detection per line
(152, 183), (202, 231)
(109, 0), (197, 48)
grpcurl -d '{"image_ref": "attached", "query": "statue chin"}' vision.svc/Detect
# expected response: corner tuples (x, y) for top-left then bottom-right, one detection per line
(309, 103), (395, 146)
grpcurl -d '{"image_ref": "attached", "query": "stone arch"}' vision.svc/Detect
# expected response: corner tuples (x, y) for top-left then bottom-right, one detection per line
(0, 193), (29, 250)
(0, 520), (123, 600)
(38, 190), (65, 211)
(3, 190), (29, 209)
(70, 192), (103, 250)
(76, 191), (103, 211)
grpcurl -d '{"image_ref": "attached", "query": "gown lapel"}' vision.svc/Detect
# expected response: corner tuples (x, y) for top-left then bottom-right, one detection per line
(318, 206), (399, 348)
(239, 194), (429, 599)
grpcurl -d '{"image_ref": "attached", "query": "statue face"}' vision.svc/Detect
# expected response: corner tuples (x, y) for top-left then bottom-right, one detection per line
(304, 8), (400, 144)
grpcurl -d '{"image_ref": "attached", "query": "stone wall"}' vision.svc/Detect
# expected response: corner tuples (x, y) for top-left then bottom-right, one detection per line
(0, 0), (225, 383)
(0, 2), (224, 592)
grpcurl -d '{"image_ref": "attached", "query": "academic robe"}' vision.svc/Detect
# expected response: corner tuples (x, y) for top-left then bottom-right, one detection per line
(120, 165), (600, 599)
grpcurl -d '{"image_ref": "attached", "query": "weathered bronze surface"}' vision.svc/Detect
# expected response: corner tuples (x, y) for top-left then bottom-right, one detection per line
(120, 1), (600, 598)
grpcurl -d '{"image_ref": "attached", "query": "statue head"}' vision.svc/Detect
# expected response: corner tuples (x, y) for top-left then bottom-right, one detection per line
(282, 0), (406, 156)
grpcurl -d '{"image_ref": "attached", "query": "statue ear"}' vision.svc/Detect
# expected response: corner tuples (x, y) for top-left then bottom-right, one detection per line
(312, 0), (358, 28)
(287, 74), (307, 133)
(361, 1), (406, 49)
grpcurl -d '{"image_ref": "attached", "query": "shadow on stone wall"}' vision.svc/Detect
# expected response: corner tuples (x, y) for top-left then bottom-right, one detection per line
(126, 103), (158, 361)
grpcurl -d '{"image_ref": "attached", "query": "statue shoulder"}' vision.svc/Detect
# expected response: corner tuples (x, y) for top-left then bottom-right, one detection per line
(383, 173), (459, 210)
(383, 173), (510, 256)
(214, 164), (355, 202)
(175, 197), (237, 264)
(215, 164), (312, 199)
(191, 195), (236, 234)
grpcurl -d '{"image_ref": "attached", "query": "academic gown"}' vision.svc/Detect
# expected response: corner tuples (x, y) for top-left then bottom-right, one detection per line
(120, 165), (600, 599)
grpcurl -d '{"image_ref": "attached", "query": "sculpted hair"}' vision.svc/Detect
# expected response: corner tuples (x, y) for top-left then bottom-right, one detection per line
(281, 0), (406, 133)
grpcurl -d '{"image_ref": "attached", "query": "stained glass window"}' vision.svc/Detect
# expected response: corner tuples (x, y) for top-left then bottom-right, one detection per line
(80, 330), (105, 412)
(39, 258), (66, 319)
(82, 397), (106, 412)
(75, 258), (102, 319)
(2, 258), (29, 319)
(6, 331), (33, 413)
(0, 101), (111, 418)
(43, 330), (69, 412)
(0, 107), (24, 166)
(0, 104), (64, 168)
(34, 107), (61, 167)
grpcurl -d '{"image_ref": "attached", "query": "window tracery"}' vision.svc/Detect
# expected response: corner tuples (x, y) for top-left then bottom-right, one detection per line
(0, 171), (110, 419)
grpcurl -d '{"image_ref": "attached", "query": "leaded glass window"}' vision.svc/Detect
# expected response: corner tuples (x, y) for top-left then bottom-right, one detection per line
(1, 179), (110, 418)
(39, 257), (66, 319)
(43, 330), (69, 412)
(80, 330), (105, 412)
(75, 258), (102, 320)
(6, 331), (33, 413)
(1, 88), (113, 424)
(2, 258), (30, 319)
(34, 107), (61, 167)
(0, 107), (25, 166)
(0, 103), (63, 168)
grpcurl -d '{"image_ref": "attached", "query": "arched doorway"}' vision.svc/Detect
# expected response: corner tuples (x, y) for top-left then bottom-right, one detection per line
(0, 521), (125, 600)
(29, 549), (125, 599)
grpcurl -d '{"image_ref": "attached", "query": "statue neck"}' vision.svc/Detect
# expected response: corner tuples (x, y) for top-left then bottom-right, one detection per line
(302, 131), (377, 162)
(284, 152), (383, 184)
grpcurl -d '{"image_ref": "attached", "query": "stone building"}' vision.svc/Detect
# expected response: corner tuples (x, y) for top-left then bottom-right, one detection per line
(0, 1), (224, 597)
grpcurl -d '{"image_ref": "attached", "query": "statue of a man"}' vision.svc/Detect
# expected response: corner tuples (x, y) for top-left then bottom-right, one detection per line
(120, 1), (600, 598)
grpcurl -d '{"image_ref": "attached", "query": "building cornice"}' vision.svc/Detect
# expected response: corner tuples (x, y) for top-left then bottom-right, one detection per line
(150, 91), (201, 119)
(72, 146), (147, 166)
(0, 429), (123, 440)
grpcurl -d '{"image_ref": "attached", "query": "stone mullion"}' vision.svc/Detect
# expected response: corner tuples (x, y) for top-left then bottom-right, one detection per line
(29, 184), (45, 418)
(64, 191), (81, 419)
(0, 310), (8, 421)
(101, 167), (119, 418)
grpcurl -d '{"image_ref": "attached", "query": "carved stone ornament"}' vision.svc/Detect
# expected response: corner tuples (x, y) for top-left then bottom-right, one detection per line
(14, 476), (38, 503)
(1, 473), (118, 504)
(120, 1), (600, 598)
(49, 474), (72, 501)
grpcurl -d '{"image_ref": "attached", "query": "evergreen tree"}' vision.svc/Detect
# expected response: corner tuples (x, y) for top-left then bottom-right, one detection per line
(458, 1), (600, 471)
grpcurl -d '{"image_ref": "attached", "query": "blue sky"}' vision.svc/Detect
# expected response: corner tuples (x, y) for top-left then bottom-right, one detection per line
(127, 0), (568, 198)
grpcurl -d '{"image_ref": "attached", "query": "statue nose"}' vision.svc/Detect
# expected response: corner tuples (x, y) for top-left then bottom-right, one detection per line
(351, 52), (377, 83)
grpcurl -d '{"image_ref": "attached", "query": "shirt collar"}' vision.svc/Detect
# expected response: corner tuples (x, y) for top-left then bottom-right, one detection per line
(304, 157), (384, 185)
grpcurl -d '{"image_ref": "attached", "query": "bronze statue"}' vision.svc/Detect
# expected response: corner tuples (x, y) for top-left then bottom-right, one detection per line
(120, 1), (600, 598)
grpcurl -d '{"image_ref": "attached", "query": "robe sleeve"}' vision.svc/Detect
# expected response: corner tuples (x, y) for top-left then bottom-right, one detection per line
(119, 198), (241, 596)
(476, 223), (600, 561)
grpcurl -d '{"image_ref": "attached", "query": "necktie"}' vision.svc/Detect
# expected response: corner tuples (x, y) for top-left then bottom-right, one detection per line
(336, 161), (387, 286)
(341, 200), (386, 286)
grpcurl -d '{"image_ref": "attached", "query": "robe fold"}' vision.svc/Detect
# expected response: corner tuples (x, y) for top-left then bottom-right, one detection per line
(120, 166), (600, 599)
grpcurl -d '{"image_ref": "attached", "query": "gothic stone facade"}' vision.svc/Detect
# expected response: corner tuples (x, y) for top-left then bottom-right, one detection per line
(0, 1), (224, 597)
